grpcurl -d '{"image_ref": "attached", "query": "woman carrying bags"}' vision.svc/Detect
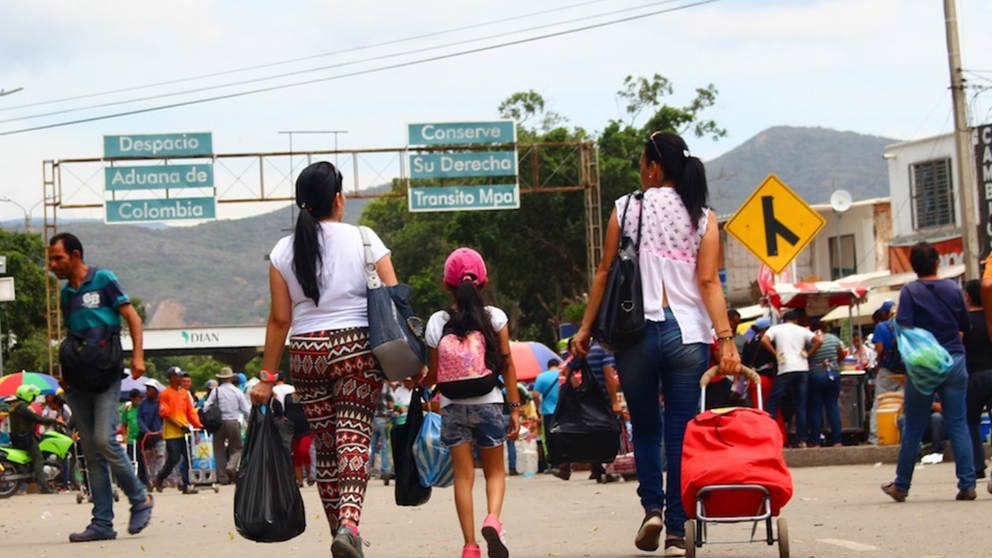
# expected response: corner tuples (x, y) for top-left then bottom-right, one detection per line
(571, 131), (740, 556)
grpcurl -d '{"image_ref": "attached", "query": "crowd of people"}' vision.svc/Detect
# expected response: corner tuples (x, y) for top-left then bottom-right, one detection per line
(8, 132), (989, 558)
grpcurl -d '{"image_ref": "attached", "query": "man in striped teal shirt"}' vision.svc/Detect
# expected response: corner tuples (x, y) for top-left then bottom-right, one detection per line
(49, 232), (153, 543)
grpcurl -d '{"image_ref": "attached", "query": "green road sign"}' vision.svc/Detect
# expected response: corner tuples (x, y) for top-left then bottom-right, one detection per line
(105, 164), (213, 190)
(103, 132), (213, 159)
(408, 121), (515, 146)
(105, 197), (216, 224)
(408, 184), (519, 212)
(409, 151), (517, 179)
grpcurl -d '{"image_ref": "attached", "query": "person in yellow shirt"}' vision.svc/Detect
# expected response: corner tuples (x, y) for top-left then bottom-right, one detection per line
(151, 367), (203, 494)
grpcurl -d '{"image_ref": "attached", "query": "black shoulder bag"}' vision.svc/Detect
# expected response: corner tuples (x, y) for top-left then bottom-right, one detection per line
(59, 331), (125, 393)
(592, 192), (645, 352)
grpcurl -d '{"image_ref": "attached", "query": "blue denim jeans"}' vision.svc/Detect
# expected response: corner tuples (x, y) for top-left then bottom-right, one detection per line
(65, 378), (147, 529)
(370, 416), (391, 475)
(766, 372), (809, 444)
(807, 368), (842, 446)
(894, 354), (975, 492)
(615, 310), (708, 538)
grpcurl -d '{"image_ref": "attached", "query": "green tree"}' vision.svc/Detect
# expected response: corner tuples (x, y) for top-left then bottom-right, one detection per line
(0, 230), (49, 373)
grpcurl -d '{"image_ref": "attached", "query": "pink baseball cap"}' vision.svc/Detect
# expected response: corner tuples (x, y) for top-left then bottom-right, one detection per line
(444, 247), (487, 288)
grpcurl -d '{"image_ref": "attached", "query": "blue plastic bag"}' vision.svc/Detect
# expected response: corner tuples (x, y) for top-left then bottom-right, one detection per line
(412, 411), (454, 488)
(893, 322), (953, 396)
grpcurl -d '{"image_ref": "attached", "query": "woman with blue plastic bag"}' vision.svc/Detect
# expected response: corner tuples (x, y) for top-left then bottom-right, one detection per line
(881, 241), (976, 502)
(251, 161), (397, 558)
(423, 247), (521, 558)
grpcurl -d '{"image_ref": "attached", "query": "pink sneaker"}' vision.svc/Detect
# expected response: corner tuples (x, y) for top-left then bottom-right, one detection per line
(462, 543), (481, 558)
(481, 514), (508, 558)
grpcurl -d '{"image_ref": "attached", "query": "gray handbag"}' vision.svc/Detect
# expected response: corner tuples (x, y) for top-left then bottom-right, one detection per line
(360, 226), (427, 381)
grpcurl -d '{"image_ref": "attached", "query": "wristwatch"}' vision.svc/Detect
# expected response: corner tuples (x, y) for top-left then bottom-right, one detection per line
(258, 370), (280, 383)
(509, 401), (522, 409)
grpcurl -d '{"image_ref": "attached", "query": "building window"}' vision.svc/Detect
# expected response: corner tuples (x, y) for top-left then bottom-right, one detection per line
(910, 158), (954, 229)
(828, 234), (857, 279)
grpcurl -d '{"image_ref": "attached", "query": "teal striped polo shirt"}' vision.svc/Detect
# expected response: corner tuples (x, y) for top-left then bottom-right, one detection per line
(61, 266), (129, 341)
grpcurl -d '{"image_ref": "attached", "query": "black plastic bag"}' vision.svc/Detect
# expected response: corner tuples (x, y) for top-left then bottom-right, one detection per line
(390, 385), (432, 506)
(234, 404), (306, 542)
(547, 359), (621, 464)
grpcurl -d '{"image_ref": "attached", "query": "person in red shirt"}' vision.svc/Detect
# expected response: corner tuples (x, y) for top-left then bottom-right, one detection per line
(151, 367), (203, 494)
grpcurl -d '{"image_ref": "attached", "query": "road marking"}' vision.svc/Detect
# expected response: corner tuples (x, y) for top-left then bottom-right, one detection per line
(817, 538), (878, 552)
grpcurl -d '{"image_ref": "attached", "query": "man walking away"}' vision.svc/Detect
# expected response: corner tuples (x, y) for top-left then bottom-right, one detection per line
(762, 309), (822, 448)
(48, 232), (154, 542)
(203, 367), (250, 485)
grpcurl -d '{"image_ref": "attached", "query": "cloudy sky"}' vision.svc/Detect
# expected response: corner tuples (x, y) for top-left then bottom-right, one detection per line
(1, 0), (989, 224)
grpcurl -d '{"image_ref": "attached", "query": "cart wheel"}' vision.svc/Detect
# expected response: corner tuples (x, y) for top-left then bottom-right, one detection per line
(75, 493), (83, 504)
(212, 483), (219, 493)
(777, 517), (790, 558)
(685, 519), (697, 558)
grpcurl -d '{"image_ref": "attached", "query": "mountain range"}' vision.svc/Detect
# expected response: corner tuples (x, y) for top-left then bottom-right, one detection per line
(14, 126), (901, 327)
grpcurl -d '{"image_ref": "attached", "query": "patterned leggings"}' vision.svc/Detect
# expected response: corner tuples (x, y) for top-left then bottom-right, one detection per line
(290, 328), (382, 533)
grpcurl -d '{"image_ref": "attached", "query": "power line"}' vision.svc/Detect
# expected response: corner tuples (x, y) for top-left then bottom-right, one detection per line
(0, 0), (716, 136)
(0, 0), (617, 113)
(0, 0), (694, 125)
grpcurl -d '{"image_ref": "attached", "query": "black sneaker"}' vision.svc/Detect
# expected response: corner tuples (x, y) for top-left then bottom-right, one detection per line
(551, 464), (572, 481)
(181, 485), (199, 495)
(634, 509), (663, 551)
(69, 524), (117, 543)
(663, 537), (687, 557)
(331, 526), (366, 558)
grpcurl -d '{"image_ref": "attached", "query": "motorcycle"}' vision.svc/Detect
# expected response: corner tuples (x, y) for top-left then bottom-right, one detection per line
(0, 428), (75, 497)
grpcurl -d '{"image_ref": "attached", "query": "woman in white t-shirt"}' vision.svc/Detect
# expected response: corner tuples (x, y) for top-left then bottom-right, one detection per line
(571, 132), (740, 556)
(251, 161), (396, 558)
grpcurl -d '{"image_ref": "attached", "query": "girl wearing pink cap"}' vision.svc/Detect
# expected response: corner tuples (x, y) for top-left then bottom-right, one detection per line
(424, 247), (522, 558)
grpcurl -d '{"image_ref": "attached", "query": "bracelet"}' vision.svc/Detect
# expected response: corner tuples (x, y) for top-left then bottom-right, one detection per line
(509, 401), (522, 409)
(717, 336), (735, 342)
(258, 370), (280, 383)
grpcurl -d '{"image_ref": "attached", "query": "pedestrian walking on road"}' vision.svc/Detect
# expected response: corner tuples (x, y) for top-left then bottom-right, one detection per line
(881, 241), (976, 502)
(203, 367), (250, 485)
(251, 160), (397, 558)
(49, 232), (154, 542)
(424, 247), (522, 558)
(152, 367), (203, 495)
(570, 131), (741, 556)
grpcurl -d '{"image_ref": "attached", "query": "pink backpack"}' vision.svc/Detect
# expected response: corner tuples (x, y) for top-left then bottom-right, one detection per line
(436, 330), (500, 399)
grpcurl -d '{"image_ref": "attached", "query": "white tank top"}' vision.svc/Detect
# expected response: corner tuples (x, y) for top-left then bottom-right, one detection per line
(615, 187), (712, 345)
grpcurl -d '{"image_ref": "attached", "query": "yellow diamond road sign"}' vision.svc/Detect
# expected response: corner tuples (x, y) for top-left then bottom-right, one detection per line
(724, 173), (825, 274)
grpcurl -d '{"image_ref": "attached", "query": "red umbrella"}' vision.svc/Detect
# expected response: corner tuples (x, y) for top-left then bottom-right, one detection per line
(509, 341), (561, 382)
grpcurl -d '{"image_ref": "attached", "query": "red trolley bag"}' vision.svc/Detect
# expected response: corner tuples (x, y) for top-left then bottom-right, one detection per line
(681, 367), (793, 520)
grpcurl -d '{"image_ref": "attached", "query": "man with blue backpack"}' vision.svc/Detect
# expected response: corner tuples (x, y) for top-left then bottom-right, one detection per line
(870, 301), (905, 444)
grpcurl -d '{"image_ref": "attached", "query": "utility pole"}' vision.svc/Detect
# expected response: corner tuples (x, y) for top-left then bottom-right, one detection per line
(944, 0), (980, 279)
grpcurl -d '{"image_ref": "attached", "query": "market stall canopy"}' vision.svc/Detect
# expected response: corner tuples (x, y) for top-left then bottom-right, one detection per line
(820, 290), (897, 325)
(835, 265), (964, 290)
(767, 280), (868, 311)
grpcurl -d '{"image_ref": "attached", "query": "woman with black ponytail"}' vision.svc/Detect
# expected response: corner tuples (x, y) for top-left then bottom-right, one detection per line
(571, 132), (740, 556)
(252, 161), (397, 558)
(423, 247), (521, 558)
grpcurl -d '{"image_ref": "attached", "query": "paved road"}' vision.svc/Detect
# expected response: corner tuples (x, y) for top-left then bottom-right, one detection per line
(0, 460), (988, 558)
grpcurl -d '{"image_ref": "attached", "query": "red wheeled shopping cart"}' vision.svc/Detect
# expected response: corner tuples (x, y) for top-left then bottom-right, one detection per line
(681, 366), (793, 558)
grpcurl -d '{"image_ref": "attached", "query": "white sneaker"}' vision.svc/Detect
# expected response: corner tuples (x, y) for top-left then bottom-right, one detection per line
(920, 452), (944, 465)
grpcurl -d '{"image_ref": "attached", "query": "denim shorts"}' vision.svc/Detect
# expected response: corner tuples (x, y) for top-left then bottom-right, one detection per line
(440, 403), (506, 448)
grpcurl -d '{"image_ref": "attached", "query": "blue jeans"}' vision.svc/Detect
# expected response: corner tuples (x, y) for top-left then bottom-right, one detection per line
(766, 372), (809, 444)
(615, 311), (708, 538)
(370, 416), (391, 475)
(894, 354), (975, 492)
(65, 379), (147, 529)
(807, 368), (842, 446)
(504, 414), (517, 470)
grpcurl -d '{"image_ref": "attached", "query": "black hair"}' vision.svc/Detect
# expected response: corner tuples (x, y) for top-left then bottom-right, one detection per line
(871, 309), (884, 324)
(783, 309), (801, 322)
(909, 241), (939, 277)
(292, 161), (343, 304)
(50, 232), (84, 259)
(645, 132), (708, 229)
(547, 358), (561, 369)
(443, 280), (504, 376)
(965, 278), (981, 306)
